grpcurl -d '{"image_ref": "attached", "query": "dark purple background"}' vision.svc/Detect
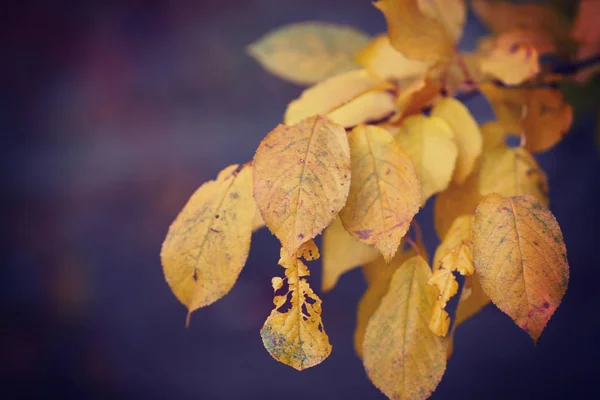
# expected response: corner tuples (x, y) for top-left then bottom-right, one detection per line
(2, 1), (600, 398)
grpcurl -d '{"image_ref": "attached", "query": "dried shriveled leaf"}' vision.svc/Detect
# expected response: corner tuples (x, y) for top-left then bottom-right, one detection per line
(253, 116), (351, 255)
(433, 166), (481, 240)
(356, 34), (432, 81)
(395, 115), (458, 205)
(247, 22), (370, 85)
(340, 125), (420, 262)
(478, 33), (540, 85)
(363, 256), (448, 400)
(321, 218), (380, 292)
(479, 147), (549, 206)
(284, 69), (395, 127)
(161, 164), (255, 321)
(429, 215), (474, 336)
(261, 243), (331, 370)
(374, 0), (456, 63)
(472, 0), (573, 56)
(473, 194), (569, 342)
(431, 98), (483, 184)
(355, 235), (427, 358)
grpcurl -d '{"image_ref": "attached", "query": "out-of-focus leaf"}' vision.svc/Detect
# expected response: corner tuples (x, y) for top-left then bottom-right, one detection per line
(248, 22), (370, 85)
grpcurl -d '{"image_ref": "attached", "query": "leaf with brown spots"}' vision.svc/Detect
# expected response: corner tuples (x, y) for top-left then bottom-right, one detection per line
(428, 215), (474, 336)
(374, 0), (463, 63)
(472, 194), (569, 342)
(253, 116), (351, 255)
(261, 242), (332, 370)
(395, 114), (458, 205)
(431, 98), (483, 184)
(247, 22), (370, 85)
(321, 217), (380, 292)
(161, 164), (255, 323)
(354, 234), (427, 358)
(284, 69), (395, 128)
(340, 125), (421, 262)
(363, 256), (448, 400)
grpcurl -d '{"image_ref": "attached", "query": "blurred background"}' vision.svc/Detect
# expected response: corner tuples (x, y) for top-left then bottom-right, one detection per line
(2, 0), (600, 398)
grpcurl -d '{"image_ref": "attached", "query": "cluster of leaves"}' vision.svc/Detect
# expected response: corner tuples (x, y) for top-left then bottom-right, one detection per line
(161, 1), (598, 398)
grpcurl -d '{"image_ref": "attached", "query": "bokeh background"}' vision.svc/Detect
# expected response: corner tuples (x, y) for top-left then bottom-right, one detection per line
(3, 0), (600, 398)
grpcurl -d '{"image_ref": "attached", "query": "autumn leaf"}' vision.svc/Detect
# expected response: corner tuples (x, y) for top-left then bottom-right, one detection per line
(433, 164), (481, 240)
(321, 217), (380, 292)
(429, 215), (474, 336)
(472, 0), (573, 56)
(477, 33), (540, 85)
(478, 146), (549, 206)
(261, 242), (332, 370)
(161, 164), (255, 323)
(481, 120), (509, 152)
(354, 234), (427, 358)
(340, 125), (420, 262)
(356, 34), (432, 81)
(395, 114), (458, 205)
(431, 98), (483, 184)
(253, 116), (351, 255)
(395, 78), (442, 121)
(472, 194), (569, 342)
(247, 22), (370, 85)
(374, 0), (460, 63)
(284, 69), (395, 128)
(363, 256), (448, 400)
(572, 0), (600, 81)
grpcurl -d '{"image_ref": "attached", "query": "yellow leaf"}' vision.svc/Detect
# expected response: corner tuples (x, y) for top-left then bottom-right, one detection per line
(395, 114), (458, 205)
(522, 88), (573, 153)
(472, 194), (569, 342)
(354, 235), (427, 358)
(479, 147), (549, 206)
(472, 0), (573, 57)
(395, 78), (442, 121)
(374, 0), (456, 63)
(247, 22), (370, 85)
(321, 218), (380, 292)
(284, 69), (395, 128)
(340, 125), (420, 262)
(431, 98), (482, 184)
(433, 166), (481, 240)
(261, 243), (331, 370)
(478, 33), (540, 85)
(428, 215), (474, 336)
(481, 120), (509, 152)
(253, 116), (351, 255)
(356, 34), (432, 80)
(161, 164), (255, 322)
(417, 0), (466, 43)
(479, 83), (525, 135)
(363, 256), (448, 400)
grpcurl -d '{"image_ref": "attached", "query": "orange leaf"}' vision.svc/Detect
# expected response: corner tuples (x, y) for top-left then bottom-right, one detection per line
(253, 116), (351, 255)
(340, 125), (420, 262)
(472, 194), (569, 342)
(161, 164), (255, 322)
(363, 256), (448, 400)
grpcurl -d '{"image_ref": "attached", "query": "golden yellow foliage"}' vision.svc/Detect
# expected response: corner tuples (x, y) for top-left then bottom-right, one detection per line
(354, 234), (427, 358)
(481, 120), (509, 152)
(478, 33), (540, 85)
(479, 146), (549, 206)
(261, 242), (332, 370)
(472, 194), (569, 342)
(340, 125), (421, 262)
(161, 164), (255, 323)
(363, 256), (448, 400)
(247, 22), (370, 85)
(284, 69), (395, 127)
(253, 116), (351, 255)
(356, 34), (432, 80)
(417, 0), (466, 43)
(430, 98), (483, 184)
(395, 114), (458, 205)
(374, 0), (457, 63)
(321, 217), (380, 292)
(429, 215), (474, 336)
(433, 166), (481, 240)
